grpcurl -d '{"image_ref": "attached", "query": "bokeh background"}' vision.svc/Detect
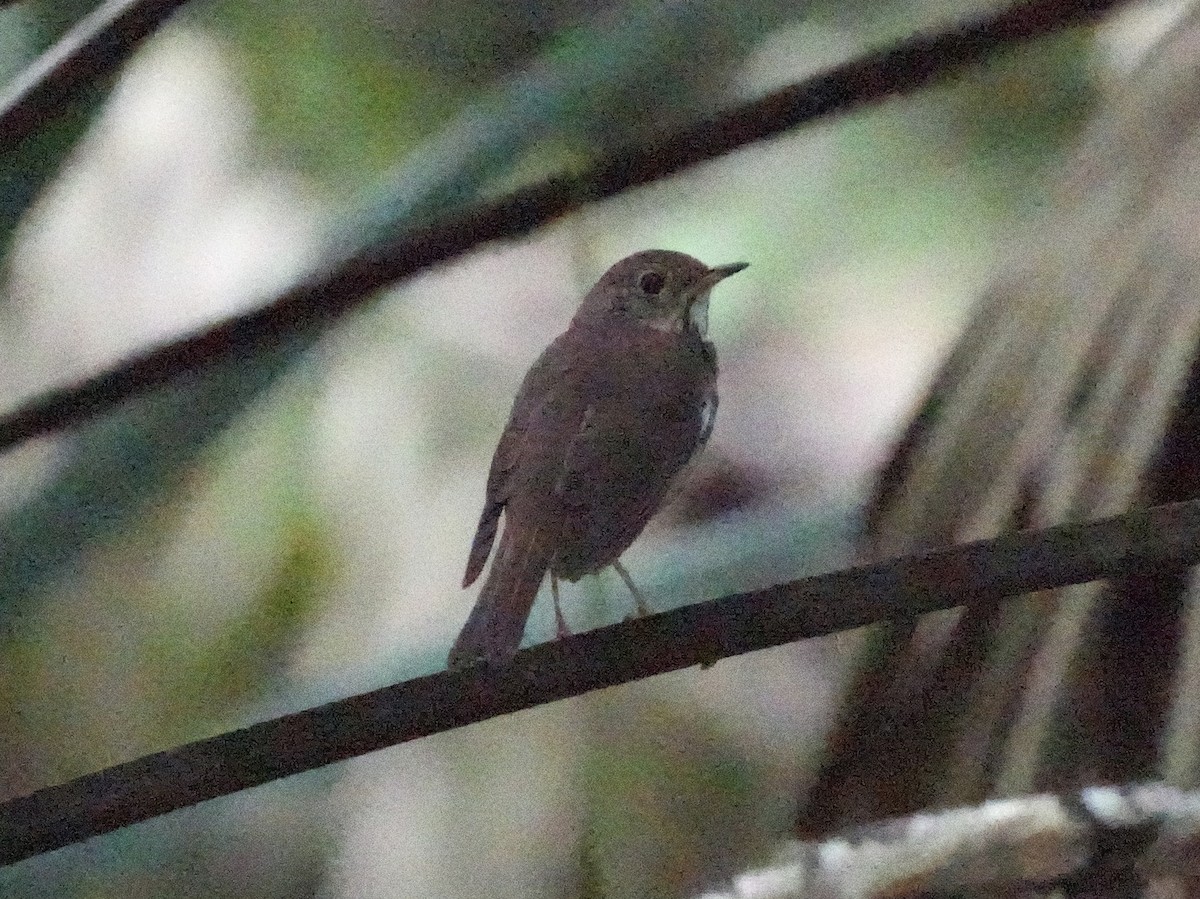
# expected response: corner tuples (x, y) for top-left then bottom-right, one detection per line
(0, 0), (1181, 896)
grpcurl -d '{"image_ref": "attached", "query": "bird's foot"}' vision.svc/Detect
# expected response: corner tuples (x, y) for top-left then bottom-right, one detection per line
(613, 559), (655, 619)
(551, 573), (572, 638)
(554, 605), (573, 639)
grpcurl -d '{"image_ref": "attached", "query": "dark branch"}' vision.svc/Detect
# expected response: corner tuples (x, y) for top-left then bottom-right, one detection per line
(3, 497), (1199, 866)
(0, 0), (1134, 454)
(0, 0), (195, 154)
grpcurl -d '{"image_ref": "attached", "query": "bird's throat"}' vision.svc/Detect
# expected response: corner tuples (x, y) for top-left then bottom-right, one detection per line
(687, 289), (712, 337)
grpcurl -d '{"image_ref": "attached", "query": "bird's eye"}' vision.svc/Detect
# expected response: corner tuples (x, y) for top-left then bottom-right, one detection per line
(638, 270), (666, 295)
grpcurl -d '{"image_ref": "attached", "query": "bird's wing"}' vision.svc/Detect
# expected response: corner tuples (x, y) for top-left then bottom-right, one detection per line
(462, 336), (577, 587)
(549, 338), (714, 575)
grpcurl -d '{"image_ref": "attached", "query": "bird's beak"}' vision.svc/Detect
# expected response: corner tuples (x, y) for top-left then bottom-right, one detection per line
(688, 261), (747, 305)
(704, 261), (749, 284)
(686, 262), (747, 335)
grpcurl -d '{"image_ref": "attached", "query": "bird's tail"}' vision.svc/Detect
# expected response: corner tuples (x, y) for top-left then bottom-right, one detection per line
(448, 522), (549, 667)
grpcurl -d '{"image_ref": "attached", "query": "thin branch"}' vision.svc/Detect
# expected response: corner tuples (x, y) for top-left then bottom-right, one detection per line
(0, 0), (1134, 454)
(3, 497), (1199, 866)
(702, 782), (1200, 897)
(0, 0), (195, 153)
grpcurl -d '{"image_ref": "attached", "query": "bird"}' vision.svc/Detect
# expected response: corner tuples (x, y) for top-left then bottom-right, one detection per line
(448, 250), (748, 666)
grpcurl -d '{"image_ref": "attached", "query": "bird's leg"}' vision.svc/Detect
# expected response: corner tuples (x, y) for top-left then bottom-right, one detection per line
(551, 572), (572, 638)
(613, 559), (653, 618)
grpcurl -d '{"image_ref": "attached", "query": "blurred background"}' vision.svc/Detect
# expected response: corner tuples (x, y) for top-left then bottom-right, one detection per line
(0, 0), (1182, 896)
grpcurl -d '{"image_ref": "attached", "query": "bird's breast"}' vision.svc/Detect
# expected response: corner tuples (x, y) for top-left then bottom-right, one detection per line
(508, 322), (719, 579)
(576, 322), (716, 397)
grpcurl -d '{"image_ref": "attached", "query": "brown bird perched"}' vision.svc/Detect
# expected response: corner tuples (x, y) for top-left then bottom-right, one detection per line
(449, 250), (748, 666)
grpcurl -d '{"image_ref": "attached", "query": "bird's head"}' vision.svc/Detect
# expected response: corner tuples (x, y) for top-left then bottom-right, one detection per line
(574, 249), (747, 337)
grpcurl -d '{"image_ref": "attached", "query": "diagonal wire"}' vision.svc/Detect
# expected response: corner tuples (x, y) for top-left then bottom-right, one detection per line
(0, 0), (195, 153)
(2, 496), (1199, 866)
(0, 0), (1135, 455)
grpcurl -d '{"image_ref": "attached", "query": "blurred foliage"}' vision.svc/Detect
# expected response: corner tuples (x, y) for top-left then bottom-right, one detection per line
(583, 693), (784, 898)
(792, 0), (1200, 845)
(945, 28), (1098, 203)
(210, 0), (459, 181)
(1, 395), (303, 721)
(0, 372), (337, 898)
(169, 507), (333, 706)
(0, 0), (106, 260)
(0, 0), (1122, 896)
